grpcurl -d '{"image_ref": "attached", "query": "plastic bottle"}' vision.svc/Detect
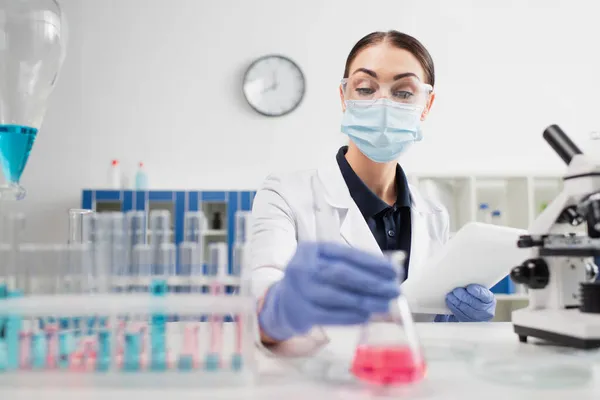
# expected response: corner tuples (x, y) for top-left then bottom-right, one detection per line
(108, 159), (121, 189)
(134, 162), (148, 190)
(478, 203), (491, 223)
(491, 210), (502, 226)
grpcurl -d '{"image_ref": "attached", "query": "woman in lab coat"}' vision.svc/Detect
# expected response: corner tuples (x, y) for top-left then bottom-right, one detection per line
(250, 30), (496, 349)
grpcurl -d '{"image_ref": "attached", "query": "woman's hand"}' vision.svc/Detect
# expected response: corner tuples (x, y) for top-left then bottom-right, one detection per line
(258, 242), (401, 342)
(445, 284), (496, 322)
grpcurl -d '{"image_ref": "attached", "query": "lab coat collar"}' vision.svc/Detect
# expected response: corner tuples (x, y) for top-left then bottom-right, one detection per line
(316, 159), (439, 215)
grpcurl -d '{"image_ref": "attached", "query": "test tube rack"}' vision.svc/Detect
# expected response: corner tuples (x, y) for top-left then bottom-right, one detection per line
(0, 292), (258, 387)
(0, 209), (259, 387)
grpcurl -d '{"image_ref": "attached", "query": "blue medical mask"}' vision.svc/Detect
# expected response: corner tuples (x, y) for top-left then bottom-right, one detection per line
(340, 98), (423, 163)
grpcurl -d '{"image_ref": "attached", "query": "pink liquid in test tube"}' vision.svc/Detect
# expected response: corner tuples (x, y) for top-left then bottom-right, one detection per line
(209, 281), (223, 362)
(45, 325), (59, 369)
(116, 320), (126, 359)
(182, 324), (199, 366)
(19, 331), (31, 369)
(234, 315), (243, 354)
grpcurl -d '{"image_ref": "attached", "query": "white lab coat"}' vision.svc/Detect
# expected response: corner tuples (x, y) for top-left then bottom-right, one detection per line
(249, 157), (450, 355)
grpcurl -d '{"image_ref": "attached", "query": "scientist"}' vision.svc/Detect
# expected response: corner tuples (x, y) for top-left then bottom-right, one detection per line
(250, 30), (496, 347)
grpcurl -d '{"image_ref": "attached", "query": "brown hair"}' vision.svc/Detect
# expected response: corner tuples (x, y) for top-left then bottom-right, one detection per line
(343, 30), (435, 87)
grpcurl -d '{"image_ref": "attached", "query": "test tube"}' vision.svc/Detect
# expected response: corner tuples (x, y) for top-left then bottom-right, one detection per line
(89, 213), (113, 294)
(4, 213), (26, 291)
(232, 211), (252, 371)
(160, 242), (177, 293)
(179, 242), (201, 294)
(150, 210), (171, 244)
(104, 212), (125, 294)
(57, 244), (88, 369)
(126, 211), (147, 247)
(232, 211), (251, 278)
(183, 211), (205, 293)
(149, 210), (171, 277)
(3, 213), (25, 371)
(68, 209), (93, 244)
(148, 242), (173, 371)
(133, 243), (152, 293)
(178, 242), (201, 370)
(126, 211), (147, 292)
(206, 242), (227, 371)
(184, 211), (206, 244)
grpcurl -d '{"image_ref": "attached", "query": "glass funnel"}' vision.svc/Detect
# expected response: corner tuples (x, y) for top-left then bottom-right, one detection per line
(0, 0), (68, 200)
(351, 251), (426, 387)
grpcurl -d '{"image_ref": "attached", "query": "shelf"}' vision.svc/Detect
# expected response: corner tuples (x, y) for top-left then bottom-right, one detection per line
(204, 229), (227, 236)
(411, 174), (566, 234)
(474, 177), (529, 229)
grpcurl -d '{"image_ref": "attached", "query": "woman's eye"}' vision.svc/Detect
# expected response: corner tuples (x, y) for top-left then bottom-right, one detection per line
(393, 90), (414, 100)
(355, 88), (375, 96)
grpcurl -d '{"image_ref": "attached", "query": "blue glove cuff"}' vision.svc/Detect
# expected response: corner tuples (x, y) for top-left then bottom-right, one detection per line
(258, 282), (298, 342)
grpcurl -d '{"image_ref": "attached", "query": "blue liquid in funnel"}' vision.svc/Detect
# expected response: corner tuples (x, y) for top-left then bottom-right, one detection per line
(0, 125), (38, 184)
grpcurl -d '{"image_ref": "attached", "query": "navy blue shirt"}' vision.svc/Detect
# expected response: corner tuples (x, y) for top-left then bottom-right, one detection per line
(336, 147), (412, 277)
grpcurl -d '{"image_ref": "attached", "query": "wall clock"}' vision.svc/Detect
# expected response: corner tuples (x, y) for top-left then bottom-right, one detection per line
(243, 55), (305, 117)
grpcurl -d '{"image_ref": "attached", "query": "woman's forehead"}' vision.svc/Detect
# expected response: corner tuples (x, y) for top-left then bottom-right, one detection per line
(348, 43), (426, 82)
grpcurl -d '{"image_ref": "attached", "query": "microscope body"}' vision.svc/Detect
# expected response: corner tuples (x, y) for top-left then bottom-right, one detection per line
(511, 126), (600, 349)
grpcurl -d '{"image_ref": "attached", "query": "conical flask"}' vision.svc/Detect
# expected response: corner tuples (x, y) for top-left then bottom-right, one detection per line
(351, 251), (426, 386)
(0, 0), (68, 200)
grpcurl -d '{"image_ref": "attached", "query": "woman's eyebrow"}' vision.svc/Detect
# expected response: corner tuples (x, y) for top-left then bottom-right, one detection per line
(393, 72), (419, 81)
(351, 68), (377, 78)
(351, 68), (420, 82)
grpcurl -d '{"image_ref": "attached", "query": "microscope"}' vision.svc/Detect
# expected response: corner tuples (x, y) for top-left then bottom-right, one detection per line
(511, 125), (600, 349)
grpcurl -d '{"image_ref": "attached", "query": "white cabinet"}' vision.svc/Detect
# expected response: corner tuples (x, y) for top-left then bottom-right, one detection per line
(411, 175), (563, 232)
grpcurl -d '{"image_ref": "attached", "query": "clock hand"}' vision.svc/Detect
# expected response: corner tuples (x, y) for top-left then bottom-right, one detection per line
(260, 80), (275, 94)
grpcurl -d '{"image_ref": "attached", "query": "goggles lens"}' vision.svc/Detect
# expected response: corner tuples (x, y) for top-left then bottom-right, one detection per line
(342, 75), (432, 107)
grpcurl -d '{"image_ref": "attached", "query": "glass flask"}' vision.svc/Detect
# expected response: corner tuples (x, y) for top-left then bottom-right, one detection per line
(0, 0), (68, 200)
(351, 251), (426, 386)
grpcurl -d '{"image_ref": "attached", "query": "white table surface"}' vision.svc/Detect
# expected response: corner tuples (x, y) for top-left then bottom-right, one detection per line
(4, 322), (600, 400)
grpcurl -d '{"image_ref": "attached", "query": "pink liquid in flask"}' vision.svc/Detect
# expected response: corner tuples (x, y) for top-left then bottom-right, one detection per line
(351, 345), (426, 386)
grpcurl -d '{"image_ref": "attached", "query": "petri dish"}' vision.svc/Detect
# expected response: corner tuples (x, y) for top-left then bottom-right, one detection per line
(468, 342), (594, 389)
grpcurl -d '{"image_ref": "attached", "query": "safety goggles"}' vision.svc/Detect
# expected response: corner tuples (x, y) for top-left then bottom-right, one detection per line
(341, 75), (433, 108)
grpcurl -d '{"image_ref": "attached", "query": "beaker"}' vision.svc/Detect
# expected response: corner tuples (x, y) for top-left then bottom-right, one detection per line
(351, 251), (426, 386)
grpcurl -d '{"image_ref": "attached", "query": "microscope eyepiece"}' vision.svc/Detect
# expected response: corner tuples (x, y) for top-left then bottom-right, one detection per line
(543, 124), (583, 165)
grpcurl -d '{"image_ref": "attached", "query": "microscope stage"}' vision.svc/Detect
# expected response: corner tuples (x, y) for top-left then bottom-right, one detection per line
(513, 308), (600, 349)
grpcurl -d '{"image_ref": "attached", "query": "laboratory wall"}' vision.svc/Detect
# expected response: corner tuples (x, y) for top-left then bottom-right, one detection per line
(14, 0), (600, 242)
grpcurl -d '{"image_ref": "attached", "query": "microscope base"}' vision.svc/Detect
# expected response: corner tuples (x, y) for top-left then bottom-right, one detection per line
(512, 308), (600, 349)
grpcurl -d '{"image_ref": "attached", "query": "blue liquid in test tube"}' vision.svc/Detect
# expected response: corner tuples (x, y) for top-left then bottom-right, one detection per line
(6, 290), (23, 370)
(31, 332), (47, 369)
(149, 213), (171, 372)
(96, 330), (111, 372)
(123, 332), (141, 372)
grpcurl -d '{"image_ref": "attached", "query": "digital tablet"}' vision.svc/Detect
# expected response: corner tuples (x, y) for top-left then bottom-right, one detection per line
(401, 222), (529, 314)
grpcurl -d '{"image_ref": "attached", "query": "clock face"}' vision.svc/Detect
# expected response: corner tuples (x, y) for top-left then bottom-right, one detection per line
(243, 55), (305, 117)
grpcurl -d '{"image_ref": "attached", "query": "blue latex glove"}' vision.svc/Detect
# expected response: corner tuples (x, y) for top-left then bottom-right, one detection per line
(445, 284), (496, 322)
(258, 242), (401, 341)
(433, 314), (454, 322)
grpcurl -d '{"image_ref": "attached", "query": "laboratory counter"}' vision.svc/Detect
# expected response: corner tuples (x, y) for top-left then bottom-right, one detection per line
(4, 322), (600, 400)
